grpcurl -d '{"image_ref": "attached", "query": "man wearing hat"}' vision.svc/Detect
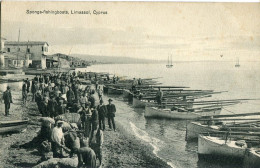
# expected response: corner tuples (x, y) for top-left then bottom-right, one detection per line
(3, 86), (13, 116)
(106, 99), (116, 131)
(97, 99), (107, 131)
(51, 120), (68, 158)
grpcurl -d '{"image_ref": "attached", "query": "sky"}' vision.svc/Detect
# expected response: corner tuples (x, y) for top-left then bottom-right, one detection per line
(1, 2), (260, 61)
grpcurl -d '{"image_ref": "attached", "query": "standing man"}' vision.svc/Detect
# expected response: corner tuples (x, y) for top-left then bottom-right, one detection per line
(89, 125), (104, 167)
(97, 86), (103, 101)
(156, 87), (163, 107)
(3, 86), (13, 116)
(51, 121), (68, 158)
(66, 87), (75, 108)
(106, 99), (116, 131)
(26, 78), (30, 93)
(97, 99), (107, 131)
(22, 80), (28, 106)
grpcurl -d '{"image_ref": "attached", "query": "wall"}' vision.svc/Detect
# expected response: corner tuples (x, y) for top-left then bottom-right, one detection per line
(4, 43), (48, 69)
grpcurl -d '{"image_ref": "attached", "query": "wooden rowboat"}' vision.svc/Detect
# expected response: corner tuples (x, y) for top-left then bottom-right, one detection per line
(186, 121), (260, 141)
(144, 106), (221, 120)
(0, 120), (29, 134)
(107, 87), (124, 95)
(186, 122), (221, 140)
(133, 97), (147, 108)
(198, 135), (247, 159)
(243, 148), (260, 168)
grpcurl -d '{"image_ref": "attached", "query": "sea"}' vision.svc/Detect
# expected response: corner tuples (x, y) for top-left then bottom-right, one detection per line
(1, 61), (260, 168)
(78, 61), (260, 168)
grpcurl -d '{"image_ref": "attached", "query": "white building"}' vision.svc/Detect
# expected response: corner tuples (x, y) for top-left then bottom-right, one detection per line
(4, 41), (49, 69)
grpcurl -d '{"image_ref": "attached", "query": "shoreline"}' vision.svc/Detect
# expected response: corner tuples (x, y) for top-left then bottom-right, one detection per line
(0, 90), (170, 168)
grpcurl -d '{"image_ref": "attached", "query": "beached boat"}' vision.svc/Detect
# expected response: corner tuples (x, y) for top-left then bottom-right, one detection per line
(243, 148), (260, 168)
(0, 120), (29, 134)
(133, 97), (147, 108)
(198, 135), (247, 159)
(144, 106), (221, 120)
(186, 121), (260, 141)
(122, 89), (133, 99)
(107, 87), (124, 95)
(186, 122), (221, 140)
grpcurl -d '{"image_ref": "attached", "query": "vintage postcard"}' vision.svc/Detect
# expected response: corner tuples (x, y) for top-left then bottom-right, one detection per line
(0, 1), (260, 168)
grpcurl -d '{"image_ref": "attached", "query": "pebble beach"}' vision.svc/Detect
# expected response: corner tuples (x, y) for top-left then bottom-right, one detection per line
(0, 89), (170, 168)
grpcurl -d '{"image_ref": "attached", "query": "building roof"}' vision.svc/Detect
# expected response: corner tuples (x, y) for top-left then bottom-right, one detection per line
(5, 41), (49, 46)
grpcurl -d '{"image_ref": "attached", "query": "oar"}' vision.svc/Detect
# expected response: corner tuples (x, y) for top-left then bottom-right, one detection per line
(201, 112), (260, 118)
(198, 118), (260, 121)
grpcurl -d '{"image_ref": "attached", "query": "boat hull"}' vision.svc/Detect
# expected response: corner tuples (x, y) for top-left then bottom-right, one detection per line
(133, 97), (146, 108)
(145, 106), (201, 119)
(0, 120), (28, 134)
(186, 122), (220, 140)
(198, 135), (247, 159)
(107, 87), (123, 95)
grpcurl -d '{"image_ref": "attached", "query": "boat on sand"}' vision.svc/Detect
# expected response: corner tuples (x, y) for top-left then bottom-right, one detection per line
(0, 120), (29, 134)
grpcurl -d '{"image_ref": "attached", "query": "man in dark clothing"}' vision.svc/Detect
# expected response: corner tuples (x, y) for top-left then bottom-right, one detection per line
(32, 81), (39, 101)
(106, 99), (116, 131)
(35, 91), (43, 115)
(22, 80), (28, 105)
(26, 78), (30, 93)
(48, 96), (58, 118)
(39, 74), (44, 83)
(34, 75), (39, 83)
(91, 107), (99, 131)
(3, 86), (13, 116)
(97, 100), (107, 131)
(66, 87), (75, 108)
(88, 91), (96, 109)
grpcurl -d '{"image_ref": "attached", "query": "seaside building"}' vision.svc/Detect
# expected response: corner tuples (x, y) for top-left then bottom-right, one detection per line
(4, 41), (49, 69)
(47, 53), (70, 69)
(0, 37), (7, 67)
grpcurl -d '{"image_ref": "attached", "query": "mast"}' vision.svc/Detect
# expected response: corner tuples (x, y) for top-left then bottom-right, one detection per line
(17, 28), (20, 67)
(25, 40), (29, 67)
(171, 54), (172, 65)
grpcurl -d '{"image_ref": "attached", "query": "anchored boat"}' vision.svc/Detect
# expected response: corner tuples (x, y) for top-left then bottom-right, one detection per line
(198, 134), (248, 159)
(144, 106), (221, 120)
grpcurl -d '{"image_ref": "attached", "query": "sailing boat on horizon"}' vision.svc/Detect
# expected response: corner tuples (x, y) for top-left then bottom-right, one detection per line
(235, 57), (240, 67)
(166, 54), (173, 68)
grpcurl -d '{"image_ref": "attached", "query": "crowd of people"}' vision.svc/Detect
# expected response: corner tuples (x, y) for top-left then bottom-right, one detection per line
(3, 71), (119, 168)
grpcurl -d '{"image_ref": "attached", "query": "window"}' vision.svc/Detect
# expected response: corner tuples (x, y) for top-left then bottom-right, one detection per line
(7, 48), (10, 52)
(18, 48), (20, 51)
(27, 48), (30, 53)
(42, 46), (44, 51)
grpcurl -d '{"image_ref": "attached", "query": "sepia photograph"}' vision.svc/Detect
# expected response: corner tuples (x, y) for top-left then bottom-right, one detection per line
(0, 1), (260, 168)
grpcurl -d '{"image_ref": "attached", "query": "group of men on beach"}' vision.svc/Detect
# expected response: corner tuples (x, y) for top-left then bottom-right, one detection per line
(3, 71), (118, 168)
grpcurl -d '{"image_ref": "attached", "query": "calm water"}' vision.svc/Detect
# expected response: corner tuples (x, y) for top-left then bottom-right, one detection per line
(78, 62), (260, 168)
